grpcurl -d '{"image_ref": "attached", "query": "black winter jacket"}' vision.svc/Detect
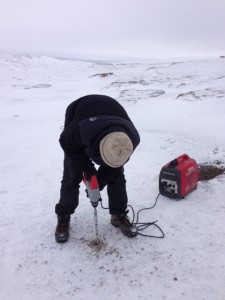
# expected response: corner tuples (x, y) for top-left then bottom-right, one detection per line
(59, 95), (140, 172)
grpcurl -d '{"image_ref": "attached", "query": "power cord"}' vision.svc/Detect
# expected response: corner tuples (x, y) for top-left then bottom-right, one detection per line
(99, 193), (165, 239)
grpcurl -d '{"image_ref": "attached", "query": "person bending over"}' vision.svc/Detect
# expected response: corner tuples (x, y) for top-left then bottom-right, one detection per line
(55, 94), (140, 243)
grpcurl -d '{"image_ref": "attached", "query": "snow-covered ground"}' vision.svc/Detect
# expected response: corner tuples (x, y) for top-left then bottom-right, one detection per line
(0, 54), (225, 300)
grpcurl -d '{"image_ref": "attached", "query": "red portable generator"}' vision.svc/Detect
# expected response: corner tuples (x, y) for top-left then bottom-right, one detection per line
(159, 154), (198, 199)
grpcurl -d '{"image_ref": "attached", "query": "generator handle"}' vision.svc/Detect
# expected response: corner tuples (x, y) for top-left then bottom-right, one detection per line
(168, 154), (189, 168)
(176, 154), (189, 162)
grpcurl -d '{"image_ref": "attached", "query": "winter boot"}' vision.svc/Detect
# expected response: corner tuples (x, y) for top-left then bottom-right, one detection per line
(111, 211), (137, 238)
(55, 214), (70, 243)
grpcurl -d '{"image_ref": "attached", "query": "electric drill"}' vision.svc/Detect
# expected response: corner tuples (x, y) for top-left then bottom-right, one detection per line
(83, 175), (101, 207)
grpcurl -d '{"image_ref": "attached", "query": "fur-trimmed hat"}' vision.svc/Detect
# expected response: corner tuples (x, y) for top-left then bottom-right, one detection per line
(99, 132), (133, 168)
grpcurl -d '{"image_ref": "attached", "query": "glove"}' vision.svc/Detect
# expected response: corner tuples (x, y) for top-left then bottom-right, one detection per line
(83, 166), (97, 181)
(96, 174), (106, 191)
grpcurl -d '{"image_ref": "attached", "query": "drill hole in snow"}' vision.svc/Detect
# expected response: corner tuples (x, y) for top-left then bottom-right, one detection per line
(88, 240), (106, 251)
(198, 162), (225, 181)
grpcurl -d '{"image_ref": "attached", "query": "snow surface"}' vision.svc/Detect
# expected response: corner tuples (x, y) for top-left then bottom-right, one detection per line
(0, 54), (225, 300)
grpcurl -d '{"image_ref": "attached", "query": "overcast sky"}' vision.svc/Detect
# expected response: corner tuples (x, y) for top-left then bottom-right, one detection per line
(0, 0), (225, 60)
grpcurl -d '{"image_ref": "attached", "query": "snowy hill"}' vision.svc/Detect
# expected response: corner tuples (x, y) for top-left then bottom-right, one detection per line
(0, 54), (225, 300)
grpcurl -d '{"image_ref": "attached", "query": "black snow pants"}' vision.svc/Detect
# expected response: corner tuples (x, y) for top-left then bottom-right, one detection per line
(55, 154), (128, 216)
